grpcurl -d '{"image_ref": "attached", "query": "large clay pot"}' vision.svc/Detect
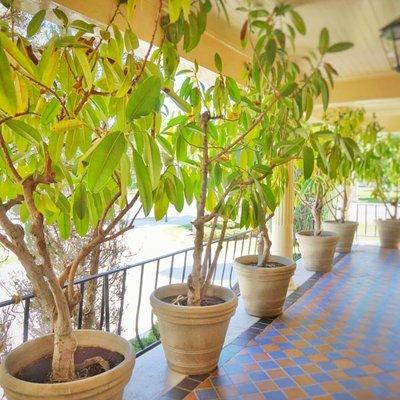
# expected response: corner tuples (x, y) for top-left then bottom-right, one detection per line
(234, 255), (296, 318)
(0, 330), (135, 400)
(322, 221), (359, 253)
(296, 230), (339, 272)
(376, 219), (400, 249)
(150, 283), (237, 375)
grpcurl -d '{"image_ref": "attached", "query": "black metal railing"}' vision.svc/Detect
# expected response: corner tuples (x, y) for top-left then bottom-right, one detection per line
(0, 229), (258, 356)
(348, 202), (399, 238)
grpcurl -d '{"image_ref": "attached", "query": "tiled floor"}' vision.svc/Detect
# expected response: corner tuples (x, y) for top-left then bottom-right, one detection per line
(183, 246), (400, 399)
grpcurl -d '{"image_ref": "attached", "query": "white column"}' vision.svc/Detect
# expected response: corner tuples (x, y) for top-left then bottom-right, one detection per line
(271, 161), (294, 259)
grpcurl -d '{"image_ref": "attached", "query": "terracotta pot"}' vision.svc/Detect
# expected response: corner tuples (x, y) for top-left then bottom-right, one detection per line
(296, 230), (339, 272)
(150, 283), (237, 375)
(322, 221), (358, 253)
(376, 219), (400, 249)
(234, 255), (296, 318)
(0, 330), (135, 400)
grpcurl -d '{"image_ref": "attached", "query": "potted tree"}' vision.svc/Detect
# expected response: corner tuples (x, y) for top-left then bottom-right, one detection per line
(0, 0), (210, 397)
(234, 169), (298, 318)
(359, 135), (400, 248)
(234, 2), (353, 317)
(151, 1), (353, 374)
(296, 122), (358, 271)
(321, 108), (377, 252)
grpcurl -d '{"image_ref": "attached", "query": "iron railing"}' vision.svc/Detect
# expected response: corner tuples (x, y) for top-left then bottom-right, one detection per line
(348, 201), (399, 238)
(0, 229), (258, 356)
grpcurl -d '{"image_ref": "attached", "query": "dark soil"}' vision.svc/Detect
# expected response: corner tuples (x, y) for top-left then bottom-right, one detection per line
(162, 295), (225, 306)
(16, 346), (124, 383)
(244, 261), (285, 268)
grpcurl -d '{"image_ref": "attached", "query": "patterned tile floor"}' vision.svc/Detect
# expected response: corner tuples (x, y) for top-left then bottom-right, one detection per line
(184, 246), (400, 399)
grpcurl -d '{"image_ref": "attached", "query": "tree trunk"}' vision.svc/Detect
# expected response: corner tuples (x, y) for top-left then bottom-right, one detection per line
(312, 207), (322, 234)
(187, 111), (210, 306)
(51, 320), (77, 382)
(257, 224), (272, 267)
(339, 185), (350, 223)
(83, 246), (101, 329)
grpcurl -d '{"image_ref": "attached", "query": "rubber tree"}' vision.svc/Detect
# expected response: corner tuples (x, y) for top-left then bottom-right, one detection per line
(358, 134), (400, 220)
(0, 0), (215, 382)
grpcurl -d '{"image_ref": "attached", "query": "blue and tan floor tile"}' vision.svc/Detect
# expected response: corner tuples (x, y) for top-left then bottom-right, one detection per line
(183, 246), (400, 399)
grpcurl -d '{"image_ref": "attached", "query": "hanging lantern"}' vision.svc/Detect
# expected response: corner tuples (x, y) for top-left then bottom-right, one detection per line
(380, 18), (400, 73)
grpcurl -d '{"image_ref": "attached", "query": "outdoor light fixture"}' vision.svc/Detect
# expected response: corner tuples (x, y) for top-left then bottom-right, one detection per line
(380, 17), (400, 73)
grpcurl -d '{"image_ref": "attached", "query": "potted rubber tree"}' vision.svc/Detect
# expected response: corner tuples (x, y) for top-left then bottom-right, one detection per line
(233, 2), (353, 317)
(0, 0), (209, 397)
(296, 122), (358, 271)
(358, 134), (400, 248)
(321, 107), (366, 252)
(151, 1), (353, 374)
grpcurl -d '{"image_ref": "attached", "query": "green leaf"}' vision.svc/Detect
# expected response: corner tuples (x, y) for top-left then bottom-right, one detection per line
(154, 186), (169, 221)
(143, 133), (162, 189)
(180, 168), (192, 201)
(328, 42), (353, 53)
(265, 39), (277, 67)
(132, 149), (153, 216)
(6, 120), (41, 145)
(27, 10), (46, 37)
(57, 212), (71, 240)
(73, 184), (89, 236)
(303, 146), (314, 180)
(280, 82), (297, 97)
(53, 7), (68, 26)
(0, 43), (16, 115)
(87, 131), (126, 193)
(226, 77), (241, 102)
(319, 27), (329, 55)
(75, 48), (93, 88)
(214, 52), (222, 72)
(52, 118), (84, 132)
(41, 98), (61, 125)
(320, 78), (329, 112)
(290, 10), (306, 35)
(0, 31), (36, 76)
(168, 0), (182, 23)
(126, 76), (161, 120)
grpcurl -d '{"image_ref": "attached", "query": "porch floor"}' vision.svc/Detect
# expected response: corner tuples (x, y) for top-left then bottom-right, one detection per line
(181, 245), (400, 399)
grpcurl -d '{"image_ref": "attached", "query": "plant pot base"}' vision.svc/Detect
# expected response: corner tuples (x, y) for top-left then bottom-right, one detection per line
(296, 230), (339, 272)
(322, 221), (358, 253)
(377, 219), (400, 249)
(0, 330), (135, 400)
(234, 255), (296, 318)
(150, 284), (237, 375)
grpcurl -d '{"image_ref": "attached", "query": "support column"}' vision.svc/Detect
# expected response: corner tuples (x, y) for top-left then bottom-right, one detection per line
(271, 161), (294, 259)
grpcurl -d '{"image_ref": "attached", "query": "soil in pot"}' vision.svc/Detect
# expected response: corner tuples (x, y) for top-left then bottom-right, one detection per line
(241, 260), (285, 268)
(16, 346), (124, 383)
(162, 295), (224, 306)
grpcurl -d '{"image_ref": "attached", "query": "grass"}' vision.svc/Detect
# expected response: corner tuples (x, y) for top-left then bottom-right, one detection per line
(129, 324), (160, 353)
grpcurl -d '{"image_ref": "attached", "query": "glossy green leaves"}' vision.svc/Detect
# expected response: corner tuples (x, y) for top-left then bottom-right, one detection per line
(87, 131), (126, 193)
(126, 76), (161, 120)
(27, 10), (46, 37)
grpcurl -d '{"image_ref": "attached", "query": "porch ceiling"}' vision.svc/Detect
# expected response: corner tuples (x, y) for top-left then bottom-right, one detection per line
(17, 0), (400, 131)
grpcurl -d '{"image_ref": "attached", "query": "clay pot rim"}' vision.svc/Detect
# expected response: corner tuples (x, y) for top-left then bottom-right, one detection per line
(376, 218), (400, 224)
(0, 329), (135, 390)
(150, 283), (237, 312)
(296, 230), (339, 238)
(322, 220), (359, 226)
(234, 254), (296, 272)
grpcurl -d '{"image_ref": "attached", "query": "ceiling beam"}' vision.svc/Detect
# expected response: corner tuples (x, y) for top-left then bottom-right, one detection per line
(329, 73), (400, 103)
(32, 0), (250, 80)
